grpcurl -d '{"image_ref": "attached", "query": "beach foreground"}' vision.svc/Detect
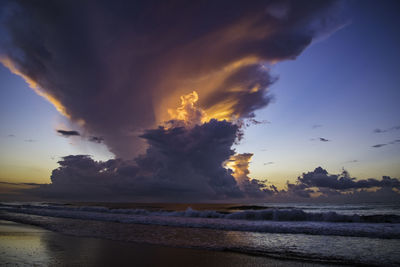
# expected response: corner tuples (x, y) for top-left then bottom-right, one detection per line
(1, 202), (400, 266)
(0, 220), (333, 266)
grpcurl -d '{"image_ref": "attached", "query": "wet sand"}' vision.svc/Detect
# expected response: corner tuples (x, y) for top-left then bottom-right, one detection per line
(0, 220), (335, 266)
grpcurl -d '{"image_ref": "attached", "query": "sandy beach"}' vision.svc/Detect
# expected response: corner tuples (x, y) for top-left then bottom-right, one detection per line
(0, 219), (337, 266)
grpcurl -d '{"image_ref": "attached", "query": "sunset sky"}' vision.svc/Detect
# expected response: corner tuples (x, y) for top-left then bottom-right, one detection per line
(0, 0), (399, 202)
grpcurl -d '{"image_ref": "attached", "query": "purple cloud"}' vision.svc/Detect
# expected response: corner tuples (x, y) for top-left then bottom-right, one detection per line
(0, 0), (345, 158)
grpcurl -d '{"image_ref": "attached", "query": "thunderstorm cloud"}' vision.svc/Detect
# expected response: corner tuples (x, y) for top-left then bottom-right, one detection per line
(3, 0), (387, 202)
(0, 0), (344, 158)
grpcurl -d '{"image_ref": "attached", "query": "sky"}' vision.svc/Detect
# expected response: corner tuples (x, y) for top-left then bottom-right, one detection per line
(0, 0), (399, 202)
(239, 0), (400, 185)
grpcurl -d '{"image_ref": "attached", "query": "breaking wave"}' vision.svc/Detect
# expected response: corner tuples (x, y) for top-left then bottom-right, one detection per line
(1, 203), (400, 239)
(1, 203), (399, 223)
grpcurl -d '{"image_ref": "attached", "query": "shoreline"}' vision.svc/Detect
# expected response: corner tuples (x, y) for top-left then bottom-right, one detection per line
(0, 217), (341, 266)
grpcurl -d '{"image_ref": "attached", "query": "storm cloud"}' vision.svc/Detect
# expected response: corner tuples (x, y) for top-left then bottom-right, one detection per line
(32, 119), (248, 201)
(30, 154), (400, 201)
(0, 0), (344, 158)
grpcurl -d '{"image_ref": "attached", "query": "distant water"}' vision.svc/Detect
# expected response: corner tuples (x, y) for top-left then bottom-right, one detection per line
(1, 202), (400, 266)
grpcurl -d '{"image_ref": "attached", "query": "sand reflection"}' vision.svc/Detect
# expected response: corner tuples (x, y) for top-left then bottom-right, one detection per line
(0, 219), (325, 266)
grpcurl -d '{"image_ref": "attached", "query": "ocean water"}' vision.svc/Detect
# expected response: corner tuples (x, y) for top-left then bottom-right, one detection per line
(1, 202), (400, 266)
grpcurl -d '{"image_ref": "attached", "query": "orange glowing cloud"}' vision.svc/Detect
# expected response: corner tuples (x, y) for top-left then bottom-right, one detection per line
(154, 55), (267, 125)
(224, 153), (253, 185)
(167, 91), (207, 126)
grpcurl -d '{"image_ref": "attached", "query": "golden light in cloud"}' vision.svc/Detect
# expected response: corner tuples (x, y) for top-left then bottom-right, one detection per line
(0, 57), (69, 118)
(224, 157), (236, 172)
(166, 89), (239, 126)
(224, 153), (253, 185)
(167, 91), (207, 126)
(156, 56), (262, 125)
(167, 88), (244, 126)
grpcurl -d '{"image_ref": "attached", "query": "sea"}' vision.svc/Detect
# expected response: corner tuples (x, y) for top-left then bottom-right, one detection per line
(1, 201), (399, 266)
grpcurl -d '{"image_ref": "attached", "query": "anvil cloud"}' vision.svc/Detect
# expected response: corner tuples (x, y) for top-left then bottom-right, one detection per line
(0, 0), (343, 158)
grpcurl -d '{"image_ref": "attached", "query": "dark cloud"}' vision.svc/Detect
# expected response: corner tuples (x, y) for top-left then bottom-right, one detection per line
(29, 117), (400, 202)
(89, 136), (104, 143)
(7, 134), (15, 137)
(138, 119), (245, 200)
(22, 156), (400, 202)
(56, 129), (105, 143)
(372, 144), (387, 148)
(286, 167), (400, 198)
(373, 125), (400, 133)
(243, 118), (270, 127)
(56, 129), (80, 137)
(286, 182), (315, 198)
(312, 124), (322, 129)
(310, 138), (331, 142)
(371, 139), (400, 148)
(0, 0), (345, 158)
(30, 120), (253, 201)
